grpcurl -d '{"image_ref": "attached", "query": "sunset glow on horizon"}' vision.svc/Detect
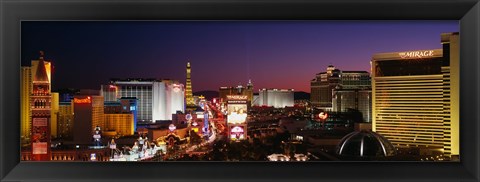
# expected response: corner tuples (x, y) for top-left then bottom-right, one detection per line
(21, 21), (458, 92)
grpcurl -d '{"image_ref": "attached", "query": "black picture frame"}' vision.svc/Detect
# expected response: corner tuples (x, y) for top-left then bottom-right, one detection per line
(1, 0), (479, 182)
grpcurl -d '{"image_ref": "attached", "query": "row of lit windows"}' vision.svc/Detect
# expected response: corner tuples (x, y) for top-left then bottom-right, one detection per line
(374, 75), (449, 148)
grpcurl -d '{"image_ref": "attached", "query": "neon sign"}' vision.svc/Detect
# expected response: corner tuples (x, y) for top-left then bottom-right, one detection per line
(230, 126), (245, 140)
(399, 50), (434, 59)
(74, 97), (91, 104)
(227, 95), (248, 100)
(318, 112), (328, 120)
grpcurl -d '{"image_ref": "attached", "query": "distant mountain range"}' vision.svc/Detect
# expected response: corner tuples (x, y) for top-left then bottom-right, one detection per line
(193, 90), (219, 101)
(194, 90), (310, 101)
(294, 91), (310, 100)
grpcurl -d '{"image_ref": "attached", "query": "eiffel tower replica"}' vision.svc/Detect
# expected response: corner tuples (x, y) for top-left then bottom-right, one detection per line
(185, 61), (197, 112)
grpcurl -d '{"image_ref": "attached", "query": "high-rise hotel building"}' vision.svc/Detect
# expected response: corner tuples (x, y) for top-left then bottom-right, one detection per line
(73, 94), (104, 144)
(256, 88), (294, 108)
(311, 65), (370, 110)
(371, 32), (459, 158)
(101, 78), (185, 123)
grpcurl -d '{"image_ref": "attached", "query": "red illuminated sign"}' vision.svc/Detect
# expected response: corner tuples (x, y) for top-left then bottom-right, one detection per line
(32, 142), (48, 154)
(319, 112), (328, 120)
(74, 97), (91, 104)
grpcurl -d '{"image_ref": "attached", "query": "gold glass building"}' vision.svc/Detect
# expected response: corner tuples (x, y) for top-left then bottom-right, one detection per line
(371, 32), (459, 159)
(50, 92), (59, 138)
(58, 101), (74, 139)
(20, 67), (32, 142)
(104, 113), (135, 136)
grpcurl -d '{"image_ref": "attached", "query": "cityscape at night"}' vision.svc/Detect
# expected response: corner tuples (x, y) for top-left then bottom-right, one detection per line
(20, 21), (460, 162)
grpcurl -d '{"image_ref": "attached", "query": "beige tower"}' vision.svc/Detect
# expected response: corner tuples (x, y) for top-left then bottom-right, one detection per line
(21, 53), (53, 144)
(30, 51), (52, 161)
(441, 32), (460, 159)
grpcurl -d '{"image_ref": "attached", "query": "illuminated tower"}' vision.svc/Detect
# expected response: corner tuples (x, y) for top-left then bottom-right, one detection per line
(185, 62), (195, 107)
(30, 51), (51, 161)
(246, 79), (254, 105)
(21, 55), (53, 144)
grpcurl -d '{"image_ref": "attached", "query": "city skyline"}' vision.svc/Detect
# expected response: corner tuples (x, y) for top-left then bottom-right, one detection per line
(22, 21), (459, 92)
(20, 22), (461, 162)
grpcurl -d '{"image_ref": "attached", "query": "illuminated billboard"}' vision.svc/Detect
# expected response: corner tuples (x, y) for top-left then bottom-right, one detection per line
(227, 104), (247, 124)
(226, 95), (248, 124)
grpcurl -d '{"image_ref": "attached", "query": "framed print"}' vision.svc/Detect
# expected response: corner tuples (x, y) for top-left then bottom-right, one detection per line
(1, 0), (479, 182)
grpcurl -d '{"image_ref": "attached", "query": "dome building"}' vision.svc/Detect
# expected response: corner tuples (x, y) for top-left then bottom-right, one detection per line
(336, 130), (396, 160)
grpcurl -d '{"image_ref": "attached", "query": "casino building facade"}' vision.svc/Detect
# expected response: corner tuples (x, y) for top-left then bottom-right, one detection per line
(101, 79), (185, 123)
(371, 32), (459, 159)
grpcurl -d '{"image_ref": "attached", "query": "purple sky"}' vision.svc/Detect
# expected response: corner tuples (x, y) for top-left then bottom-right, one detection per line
(21, 21), (459, 93)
